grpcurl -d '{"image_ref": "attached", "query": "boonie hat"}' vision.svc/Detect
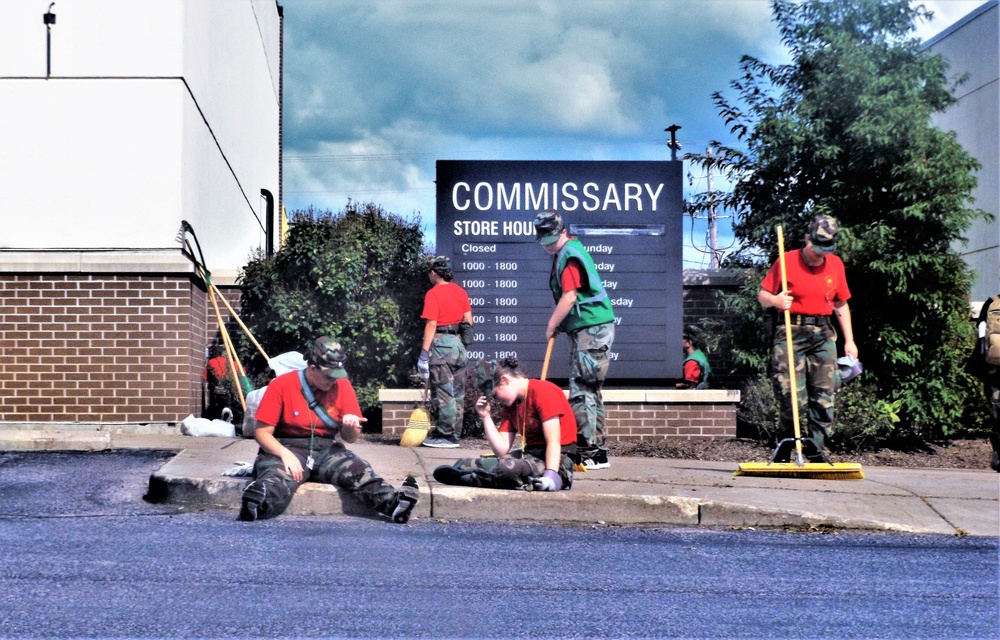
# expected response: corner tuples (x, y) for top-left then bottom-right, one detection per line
(808, 215), (839, 255)
(306, 336), (348, 379)
(837, 355), (863, 383)
(533, 211), (564, 245)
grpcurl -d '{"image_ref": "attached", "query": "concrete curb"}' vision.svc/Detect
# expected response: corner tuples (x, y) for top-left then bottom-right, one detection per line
(5, 431), (997, 536)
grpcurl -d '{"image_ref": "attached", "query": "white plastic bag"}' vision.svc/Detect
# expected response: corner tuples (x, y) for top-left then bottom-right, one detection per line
(268, 351), (307, 376)
(180, 414), (236, 438)
(241, 387), (268, 439)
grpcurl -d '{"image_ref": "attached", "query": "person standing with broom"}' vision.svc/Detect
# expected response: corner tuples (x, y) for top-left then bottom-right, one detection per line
(758, 215), (857, 463)
(418, 256), (473, 448)
(533, 211), (616, 470)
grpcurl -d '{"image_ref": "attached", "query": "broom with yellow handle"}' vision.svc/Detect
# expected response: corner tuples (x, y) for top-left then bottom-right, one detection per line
(399, 377), (432, 447)
(735, 225), (864, 480)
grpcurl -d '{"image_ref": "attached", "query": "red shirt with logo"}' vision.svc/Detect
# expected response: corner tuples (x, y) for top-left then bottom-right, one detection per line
(761, 249), (851, 316)
(498, 379), (577, 447)
(255, 370), (361, 439)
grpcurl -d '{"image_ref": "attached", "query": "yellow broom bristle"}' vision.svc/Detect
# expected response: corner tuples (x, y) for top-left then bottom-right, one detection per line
(399, 407), (431, 447)
(734, 462), (864, 480)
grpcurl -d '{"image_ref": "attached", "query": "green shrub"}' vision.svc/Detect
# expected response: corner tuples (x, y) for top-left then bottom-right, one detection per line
(237, 202), (428, 415)
(829, 383), (898, 452)
(736, 373), (780, 444)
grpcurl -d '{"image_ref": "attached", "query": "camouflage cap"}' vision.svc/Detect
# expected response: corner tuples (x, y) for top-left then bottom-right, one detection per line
(306, 336), (348, 379)
(428, 255), (452, 274)
(533, 211), (564, 245)
(808, 215), (839, 254)
(470, 357), (498, 400)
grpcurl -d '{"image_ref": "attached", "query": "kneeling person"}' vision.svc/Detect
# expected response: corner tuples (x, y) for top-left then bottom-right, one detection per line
(433, 357), (575, 491)
(240, 337), (419, 523)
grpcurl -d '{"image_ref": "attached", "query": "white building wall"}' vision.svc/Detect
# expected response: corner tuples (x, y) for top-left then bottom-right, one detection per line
(927, 1), (1000, 303)
(0, 0), (280, 278)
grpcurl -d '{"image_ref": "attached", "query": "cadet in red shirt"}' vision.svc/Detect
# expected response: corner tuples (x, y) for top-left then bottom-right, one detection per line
(758, 215), (858, 462)
(239, 337), (419, 523)
(418, 256), (473, 448)
(432, 357), (576, 491)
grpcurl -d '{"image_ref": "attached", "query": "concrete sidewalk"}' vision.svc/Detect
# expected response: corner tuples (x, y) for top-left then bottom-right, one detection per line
(3, 430), (998, 536)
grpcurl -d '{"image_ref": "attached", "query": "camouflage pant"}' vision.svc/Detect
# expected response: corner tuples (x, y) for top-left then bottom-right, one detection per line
(772, 323), (840, 453)
(428, 333), (467, 440)
(440, 446), (575, 490)
(984, 378), (1000, 454)
(246, 437), (402, 519)
(568, 322), (615, 458)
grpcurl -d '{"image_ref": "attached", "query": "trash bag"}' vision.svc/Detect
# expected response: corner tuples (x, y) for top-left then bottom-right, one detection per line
(241, 387), (268, 439)
(180, 414), (236, 438)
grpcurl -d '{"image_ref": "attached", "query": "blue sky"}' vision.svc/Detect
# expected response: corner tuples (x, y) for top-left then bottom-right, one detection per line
(279, 0), (989, 267)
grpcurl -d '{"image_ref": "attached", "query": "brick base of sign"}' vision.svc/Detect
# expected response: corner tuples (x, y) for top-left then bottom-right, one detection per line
(378, 389), (741, 441)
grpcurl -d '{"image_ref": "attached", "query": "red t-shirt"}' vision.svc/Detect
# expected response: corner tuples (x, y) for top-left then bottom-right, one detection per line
(422, 282), (472, 325)
(560, 259), (584, 293)
(682, 359), (702, 385)
(760, 249), (851, 316)
(254, 370), (362, 439)
(498, 379), (577, 447)
(202, 356), (228, 382)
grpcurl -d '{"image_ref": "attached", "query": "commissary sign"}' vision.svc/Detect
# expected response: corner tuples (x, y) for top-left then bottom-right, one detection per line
(436, 160), (683, 380)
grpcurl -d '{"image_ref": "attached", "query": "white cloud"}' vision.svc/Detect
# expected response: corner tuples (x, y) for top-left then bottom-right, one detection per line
(279, 0), (993, 259)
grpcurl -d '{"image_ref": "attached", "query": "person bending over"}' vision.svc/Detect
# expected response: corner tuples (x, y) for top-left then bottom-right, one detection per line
(433, 357), (576, 491)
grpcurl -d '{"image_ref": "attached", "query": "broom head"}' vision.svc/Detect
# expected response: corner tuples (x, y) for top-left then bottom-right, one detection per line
(399, 406), (431, 447)
(734, 461), (864, 480)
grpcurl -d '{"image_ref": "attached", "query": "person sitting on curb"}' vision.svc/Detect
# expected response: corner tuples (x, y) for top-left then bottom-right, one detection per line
(433, 357), (576, 491)
(239, 336), (419, 523)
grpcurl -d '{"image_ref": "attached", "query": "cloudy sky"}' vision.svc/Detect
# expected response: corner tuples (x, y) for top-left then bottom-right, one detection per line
(279, 0), (990, 267)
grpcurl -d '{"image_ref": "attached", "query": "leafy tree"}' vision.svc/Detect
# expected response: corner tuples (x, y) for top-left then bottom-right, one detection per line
(238, 202), (428, 414)
(689, 0), (989, 440)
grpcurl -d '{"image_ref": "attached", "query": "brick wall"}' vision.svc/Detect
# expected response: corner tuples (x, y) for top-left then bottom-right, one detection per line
(0, 264), (739, 428)
(682, 269), (743, 389)
(0, 273), (237, 423)
(379, 389), (740, 441)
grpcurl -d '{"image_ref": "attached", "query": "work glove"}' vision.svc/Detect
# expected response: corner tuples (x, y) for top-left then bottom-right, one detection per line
(417, 350), (430, 380)
(535, 469), (563, 492)
(222, 461), (253, 477)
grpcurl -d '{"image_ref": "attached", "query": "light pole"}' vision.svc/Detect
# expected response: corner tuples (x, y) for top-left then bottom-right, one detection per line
(43, 3), (56, 78)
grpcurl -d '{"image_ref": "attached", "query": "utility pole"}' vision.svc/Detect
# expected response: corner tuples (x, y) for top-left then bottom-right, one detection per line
(43, 3), (56, 79)
(705, 147), (719, 269)
(664, 124), (681, 161)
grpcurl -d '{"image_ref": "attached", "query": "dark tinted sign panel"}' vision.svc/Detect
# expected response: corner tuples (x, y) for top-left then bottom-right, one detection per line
(436, 160), (683, 380)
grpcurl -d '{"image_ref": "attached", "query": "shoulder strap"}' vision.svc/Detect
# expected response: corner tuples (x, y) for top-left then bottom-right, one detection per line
(297, 369), (340, 429)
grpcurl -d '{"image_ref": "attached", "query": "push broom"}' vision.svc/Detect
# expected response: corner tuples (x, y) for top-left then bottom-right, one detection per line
(734, 226), (864, 480)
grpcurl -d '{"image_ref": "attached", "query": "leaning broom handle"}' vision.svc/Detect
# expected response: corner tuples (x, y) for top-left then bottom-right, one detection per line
(187, 239), (246, 411)
(211, 285), (270, 362)
(541, 337), (555, 381)
(208, 277), (247, 411)
(777, 226), (804, 465)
